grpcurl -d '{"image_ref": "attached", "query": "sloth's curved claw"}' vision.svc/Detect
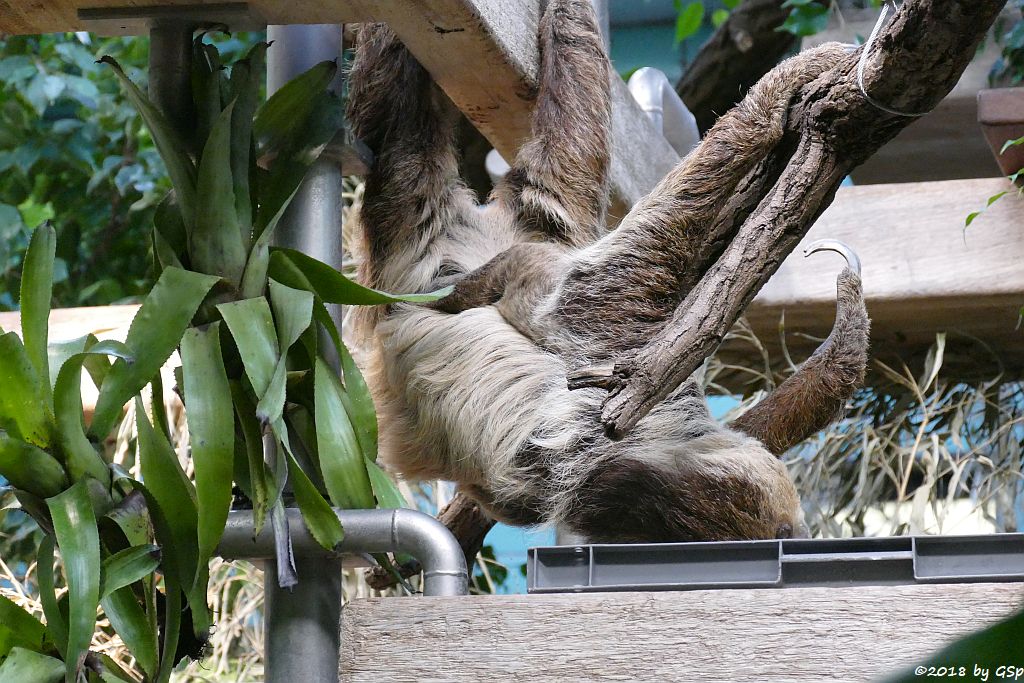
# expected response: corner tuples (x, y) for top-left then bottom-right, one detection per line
(802, 238), (861, 278)
(731, 239), (869, 455)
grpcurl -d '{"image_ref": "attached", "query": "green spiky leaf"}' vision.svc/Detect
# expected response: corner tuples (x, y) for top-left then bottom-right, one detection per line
(0, 647), (65, 683)
(90, 267), (219, 439)
(180, 322), (234, 576)
(193, 101), (247, 286)
(20, 223), (56, 403)
(47, 480), (101, 682)
(270, 248), (451, 305)
(0, 435), (67, 499)
(314, 358), (374, 510)
(0, 332), (52, 447)
(99, 56), (198, 233)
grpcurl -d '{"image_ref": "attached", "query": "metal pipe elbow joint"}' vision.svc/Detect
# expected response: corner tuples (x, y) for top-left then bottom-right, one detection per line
(339, 508), (470, 597)
(218, 507), (469, 597)
(627, 66), (701, 156)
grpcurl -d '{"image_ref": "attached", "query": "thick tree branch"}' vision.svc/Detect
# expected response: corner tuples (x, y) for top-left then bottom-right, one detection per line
(676, 0), (796, 134)
(599, 0), (1005, 439)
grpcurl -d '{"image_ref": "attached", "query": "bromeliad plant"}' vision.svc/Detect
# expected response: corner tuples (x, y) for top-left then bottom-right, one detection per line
(0, 36), (444, 682)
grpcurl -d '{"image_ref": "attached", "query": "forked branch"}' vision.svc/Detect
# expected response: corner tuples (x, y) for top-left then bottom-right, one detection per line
(596, 0), (1005, 439)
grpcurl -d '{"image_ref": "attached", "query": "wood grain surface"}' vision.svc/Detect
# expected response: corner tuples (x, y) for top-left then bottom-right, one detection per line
(341, 583), (1024, 682)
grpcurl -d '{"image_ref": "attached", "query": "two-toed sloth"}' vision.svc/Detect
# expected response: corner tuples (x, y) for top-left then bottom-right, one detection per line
(347, 0), (868, 542)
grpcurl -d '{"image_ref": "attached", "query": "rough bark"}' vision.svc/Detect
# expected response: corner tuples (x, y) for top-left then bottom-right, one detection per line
(598, 0), (1005, 439)
(676, 0), (796, 134)
(364, 491), (496, 591)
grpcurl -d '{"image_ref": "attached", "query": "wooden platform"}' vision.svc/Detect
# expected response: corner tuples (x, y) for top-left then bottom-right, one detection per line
(340, 583), (1023, 682)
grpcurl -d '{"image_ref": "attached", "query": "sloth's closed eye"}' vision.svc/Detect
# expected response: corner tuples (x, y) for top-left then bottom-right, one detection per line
(435, 261), (463, 279)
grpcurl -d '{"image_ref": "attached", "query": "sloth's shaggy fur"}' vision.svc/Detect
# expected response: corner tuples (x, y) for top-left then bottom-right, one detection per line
(347, 0), (867, 542)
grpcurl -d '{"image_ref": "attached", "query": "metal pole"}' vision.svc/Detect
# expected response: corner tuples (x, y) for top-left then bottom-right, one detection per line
(264, 24), (345, 683)
(220, 508), (470, 597)
(148, 20), (196, 143)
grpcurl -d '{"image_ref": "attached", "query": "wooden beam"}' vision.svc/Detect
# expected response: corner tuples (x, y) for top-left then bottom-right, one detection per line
(6, 177), (1020, 389)
(341, 583), (1023, 681)
(722, 177), (1024, 385)
(0, 304), (138, 342)
(0, 304), (151, 420)
(0, 1), (356, 35)
(344, 0), (679, 216)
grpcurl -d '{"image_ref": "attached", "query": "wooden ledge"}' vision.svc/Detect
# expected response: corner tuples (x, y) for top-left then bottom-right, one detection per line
(340, 582), (1023, 682)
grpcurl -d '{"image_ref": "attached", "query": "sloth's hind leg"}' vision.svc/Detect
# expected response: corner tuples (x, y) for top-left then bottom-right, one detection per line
(347, 24), (467, 286)
(730, 242), (869, 454)
(551, 43), (853, 354)
(493, 0), (611, 248)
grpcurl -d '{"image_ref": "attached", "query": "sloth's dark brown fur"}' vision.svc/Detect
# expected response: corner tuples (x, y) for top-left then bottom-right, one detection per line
(347, 0), (869, 543)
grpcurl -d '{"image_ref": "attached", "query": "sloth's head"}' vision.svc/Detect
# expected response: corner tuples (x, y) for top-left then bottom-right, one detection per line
(562, 439), (806, 543)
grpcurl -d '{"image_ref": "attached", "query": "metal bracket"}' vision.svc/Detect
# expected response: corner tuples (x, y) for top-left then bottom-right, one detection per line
(78, 2), (264, 36)
(528, 534), (1024, 593)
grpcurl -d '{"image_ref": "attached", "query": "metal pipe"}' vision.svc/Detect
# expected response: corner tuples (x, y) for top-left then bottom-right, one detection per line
(148, 20), (196, 146)
(267, 24), (343, 95)
(627, 67), (701, 156)
(263, 552), (342, 682)
(219, 508), (470, 597)
(264, 25), (345, 683)
(268, 24), (345, 365)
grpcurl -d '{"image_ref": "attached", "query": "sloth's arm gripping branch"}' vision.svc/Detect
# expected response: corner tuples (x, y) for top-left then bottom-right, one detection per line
(426, 243), (555, 314)
(589, 0), (1004, 439)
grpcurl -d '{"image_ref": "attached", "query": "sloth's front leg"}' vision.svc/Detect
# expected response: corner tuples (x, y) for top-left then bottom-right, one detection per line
(426, 243), (563, 317)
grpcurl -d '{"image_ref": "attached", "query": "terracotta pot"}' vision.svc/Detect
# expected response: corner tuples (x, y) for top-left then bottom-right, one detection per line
(978, 87), (1024, 180)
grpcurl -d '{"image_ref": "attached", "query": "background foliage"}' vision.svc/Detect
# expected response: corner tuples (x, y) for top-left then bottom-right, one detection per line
(0, 32), (259, 311)
(0, 32), (159, 309)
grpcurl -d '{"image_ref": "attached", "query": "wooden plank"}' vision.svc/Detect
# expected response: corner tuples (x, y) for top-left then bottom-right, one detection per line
(727, 177), (1024, 383)
(0, 304), (139, 341)
(341, 583), (1023, 682)
(345, 0), (679, 215)
(0, 304), (155, 420)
